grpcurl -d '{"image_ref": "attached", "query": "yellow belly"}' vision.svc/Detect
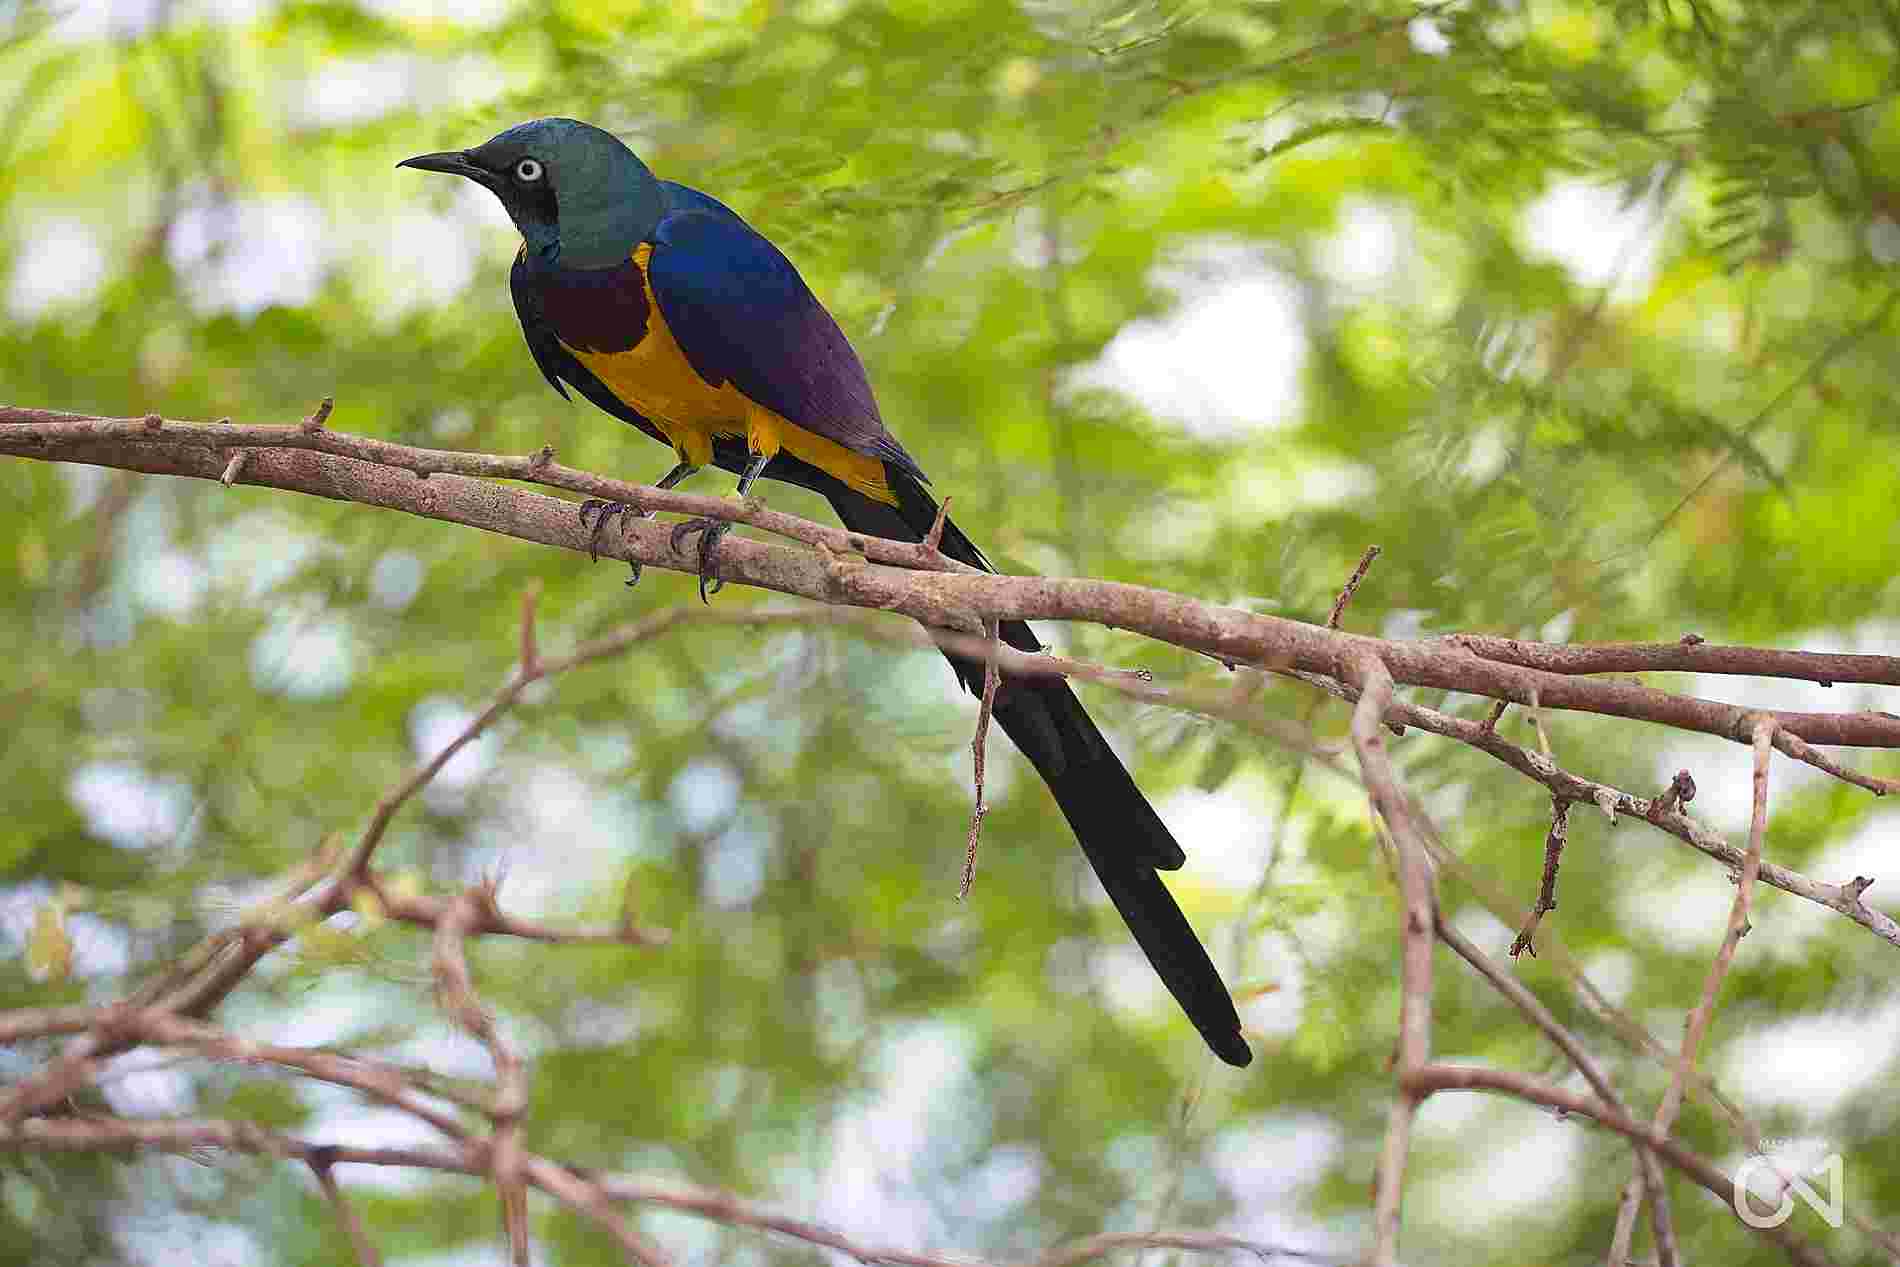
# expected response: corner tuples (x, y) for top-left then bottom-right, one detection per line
(567, 244), (895, 505)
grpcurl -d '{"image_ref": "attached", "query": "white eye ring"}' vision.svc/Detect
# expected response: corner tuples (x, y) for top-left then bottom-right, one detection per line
(514, 157), (544, 183)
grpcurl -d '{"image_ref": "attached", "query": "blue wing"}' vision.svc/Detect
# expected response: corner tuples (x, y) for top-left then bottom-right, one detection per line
(646, 187), (925, 482)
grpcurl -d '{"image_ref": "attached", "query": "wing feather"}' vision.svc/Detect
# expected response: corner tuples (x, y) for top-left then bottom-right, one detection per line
(646, 197), (925, 481)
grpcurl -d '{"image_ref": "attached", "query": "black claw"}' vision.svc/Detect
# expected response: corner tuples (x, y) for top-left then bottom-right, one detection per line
(577, 499), (628, 563)
(579, 498), (651, 587)
(669, 516), (731, 604)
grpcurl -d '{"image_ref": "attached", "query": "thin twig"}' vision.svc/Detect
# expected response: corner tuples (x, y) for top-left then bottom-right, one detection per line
(592, 1172), (1332, 1267)
(1774, 726), (1891, 796)
(1614, 722), (1775, 1265)
(960, 618), (1002, 901)
(1648, 720), (1778, 1162)
(0, 1114), (461, 1166)
(1402, 1065), (1834, 1267)
(129, 1012), (470, 1141)
(1436, 920), (1676, 1263)
(1603, 1177), (1649, 1267)
(1327, 544), (1381, 629)
(1607, 1175), (1647, 1267)
(1292, 671), (1900, 950)
(310, 1151), (386, 1267)
(1452, 632), (1900, 687)
(433, 888), (531, 1267)
(1642, 287), (1900, 546)
(0, 1110), (1316, 1267)
(0, 1004), (108, 1045)
(0, 1117), (670, 1266)
(519, 580), (542, 674)
(1509, 796), (1569, 959)
(525, 1159), (673, 1267)
(1419, 812), (1894, 1261)
(1347, 655), (1434, 1267)
(1529, 687), (1553, 760)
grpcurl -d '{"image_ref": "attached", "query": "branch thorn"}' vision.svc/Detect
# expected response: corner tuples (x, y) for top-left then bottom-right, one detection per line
(923, 495), (952, 557)
(302, 396), (334, 433)
(1648, 769), (1696, 822)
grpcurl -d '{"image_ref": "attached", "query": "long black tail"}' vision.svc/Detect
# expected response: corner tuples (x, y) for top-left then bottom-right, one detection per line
(824, 469), (1251, 1067)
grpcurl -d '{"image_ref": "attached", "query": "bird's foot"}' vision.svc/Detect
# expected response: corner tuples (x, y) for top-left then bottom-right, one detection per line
(669, 516), (732, 603)
(577, 499), (650, 586)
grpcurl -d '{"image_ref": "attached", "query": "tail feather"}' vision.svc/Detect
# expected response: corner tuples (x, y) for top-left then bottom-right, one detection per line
(824, 469), (1251, 1068)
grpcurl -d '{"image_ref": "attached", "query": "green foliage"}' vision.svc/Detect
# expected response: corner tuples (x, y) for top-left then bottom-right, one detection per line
(3, 1), (1899, 1264)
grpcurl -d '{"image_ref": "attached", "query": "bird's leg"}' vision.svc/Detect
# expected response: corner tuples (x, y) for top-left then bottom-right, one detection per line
(669, 451), (769, 603)
(578, 461), (696, 586)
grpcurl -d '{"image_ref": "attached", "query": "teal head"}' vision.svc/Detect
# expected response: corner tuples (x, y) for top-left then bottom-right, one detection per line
(399, 117), (662, 269)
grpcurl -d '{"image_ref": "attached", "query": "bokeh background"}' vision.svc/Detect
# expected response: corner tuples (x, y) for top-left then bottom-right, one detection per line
(4, 0), (1900, 1263)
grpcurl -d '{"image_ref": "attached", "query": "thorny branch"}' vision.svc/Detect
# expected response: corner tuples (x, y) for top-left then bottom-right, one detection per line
(3, 405), (1898, 1264)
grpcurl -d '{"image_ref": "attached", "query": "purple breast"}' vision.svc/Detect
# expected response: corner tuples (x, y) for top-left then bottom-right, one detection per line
(533, 256), (650, 354)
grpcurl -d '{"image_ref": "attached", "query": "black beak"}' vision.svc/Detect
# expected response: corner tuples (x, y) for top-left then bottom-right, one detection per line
(397, 150), (491, 186)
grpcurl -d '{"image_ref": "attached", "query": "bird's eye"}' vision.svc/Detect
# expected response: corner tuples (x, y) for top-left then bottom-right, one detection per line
(514, 158), (544, 183)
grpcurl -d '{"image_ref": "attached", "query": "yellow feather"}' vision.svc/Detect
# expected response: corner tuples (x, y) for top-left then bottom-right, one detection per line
(566, 244), (895, 504)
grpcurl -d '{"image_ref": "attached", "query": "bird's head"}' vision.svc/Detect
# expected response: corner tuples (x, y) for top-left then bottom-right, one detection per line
(399, 117), (663, 269)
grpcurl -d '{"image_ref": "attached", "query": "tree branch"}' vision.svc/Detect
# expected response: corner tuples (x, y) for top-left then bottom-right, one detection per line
(1348, 656), (1436, 1267)
(1401, 1066), (1835, 1267)
(1631, 719), (1777, 1258)
(5, 409), (1899, 766)
(1436, 919), (1678, 1266)
(0, 1114), (1323, 1267)
(6, 403), (1896, 1265)
(432, 888), (534, 1267)
(310, 1151), (386, 1267)
(1294, 672), (1900, 951)
(1451, 632), (1900, 687)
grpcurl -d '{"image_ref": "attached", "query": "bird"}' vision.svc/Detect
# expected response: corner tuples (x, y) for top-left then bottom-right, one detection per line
(400, 117), (1252, 1067)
